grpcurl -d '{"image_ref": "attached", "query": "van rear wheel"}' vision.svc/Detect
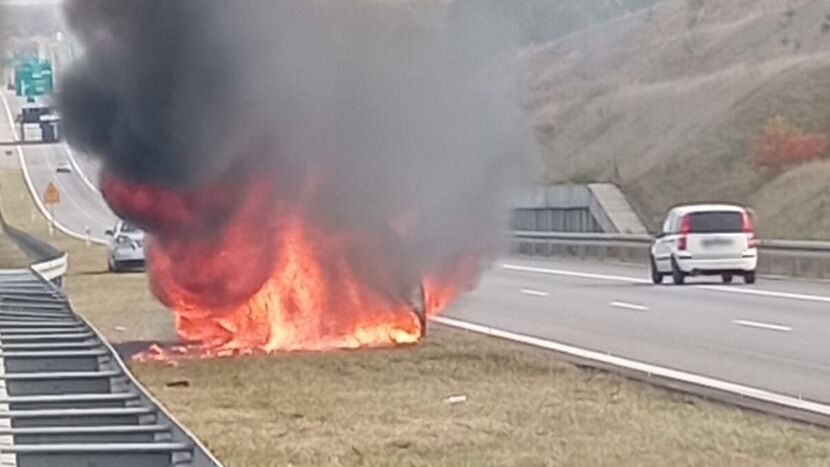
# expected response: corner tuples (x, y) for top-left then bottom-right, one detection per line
(744, 271), (756, 285)
(671, 258), (686, 285)
(722, 274), (733, 284)
(650, 256), (664, 285)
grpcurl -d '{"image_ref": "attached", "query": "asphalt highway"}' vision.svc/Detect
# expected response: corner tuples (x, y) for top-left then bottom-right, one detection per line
(445, 258), (830, 404)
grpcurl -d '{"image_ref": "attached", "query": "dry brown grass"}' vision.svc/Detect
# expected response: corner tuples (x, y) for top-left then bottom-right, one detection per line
(132, 327), (830, 467)
(2, 166), (830, 466)
(0, 225), (29, 269)
(0, 167), (35, 269)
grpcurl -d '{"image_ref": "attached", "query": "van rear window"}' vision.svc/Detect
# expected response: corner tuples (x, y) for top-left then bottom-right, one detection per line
(688, 211), (743, 233)
(121, 222), (140, 233)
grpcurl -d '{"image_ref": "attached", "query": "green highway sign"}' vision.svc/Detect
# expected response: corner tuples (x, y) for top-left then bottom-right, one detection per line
(14, 57), (53, 98)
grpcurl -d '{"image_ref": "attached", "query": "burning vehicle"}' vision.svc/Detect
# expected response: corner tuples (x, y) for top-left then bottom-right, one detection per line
(99, 173), (474, 356)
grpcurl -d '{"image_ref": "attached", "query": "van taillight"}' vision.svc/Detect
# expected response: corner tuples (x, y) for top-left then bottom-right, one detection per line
(742, 211), (758, 248)
(678, 214), (691, 251)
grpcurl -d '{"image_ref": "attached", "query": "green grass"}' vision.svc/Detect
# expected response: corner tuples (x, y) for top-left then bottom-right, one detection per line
(3, 166), (830, 466)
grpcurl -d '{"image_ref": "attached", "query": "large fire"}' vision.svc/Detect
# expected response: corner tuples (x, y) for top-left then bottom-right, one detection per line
(101, 173), (474, 360)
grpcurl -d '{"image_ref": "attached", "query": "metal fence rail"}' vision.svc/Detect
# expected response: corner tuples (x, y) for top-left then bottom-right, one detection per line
(0, 271), (222, 467)
(511, 231), (830, 278)
(1, 219), (67, 284)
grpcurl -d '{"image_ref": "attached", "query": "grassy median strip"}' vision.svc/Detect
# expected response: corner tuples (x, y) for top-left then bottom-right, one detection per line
(2, 167), (830, 466)
(0, 171), (36, 269)
(0, 225), (30, 269)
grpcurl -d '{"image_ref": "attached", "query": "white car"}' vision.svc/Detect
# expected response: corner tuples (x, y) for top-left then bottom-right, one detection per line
(106, 220), (146, 272)
(650, 204), (758, 285)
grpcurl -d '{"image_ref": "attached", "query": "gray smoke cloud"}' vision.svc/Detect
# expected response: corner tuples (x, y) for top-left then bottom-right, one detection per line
(60, 0), (533, 308)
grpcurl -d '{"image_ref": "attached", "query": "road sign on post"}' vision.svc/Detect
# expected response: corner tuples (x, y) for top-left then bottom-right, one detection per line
(43, 182), (60, 236)
(43, 182), (60, 205)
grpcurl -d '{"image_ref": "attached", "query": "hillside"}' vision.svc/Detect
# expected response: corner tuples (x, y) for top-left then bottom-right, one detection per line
(526, 0), (830, 239)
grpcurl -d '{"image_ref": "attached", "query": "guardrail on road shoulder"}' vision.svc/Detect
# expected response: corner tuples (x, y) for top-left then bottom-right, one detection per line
(0, 270), (222, 467)
(511, 231), (830, 279)
(2, 220), (69, 285)
(30, 253), (69, 282)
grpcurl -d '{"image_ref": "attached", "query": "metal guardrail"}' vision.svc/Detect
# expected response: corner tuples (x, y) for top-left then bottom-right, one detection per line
(0, 271), (223, 467)
(512, 230), (830, 252)
(513, 231), (652, 245)
(1, 221), (67, 284)
(0, 214), (221, 465)
(511, 231), (830, 278)
(28, 256), (68, 283)
(2, 224), (62, 262)
(0, 142), (60, 147)
(759, 239), (830, 254)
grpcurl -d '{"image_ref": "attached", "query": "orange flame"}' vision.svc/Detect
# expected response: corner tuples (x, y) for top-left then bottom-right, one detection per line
(423, 256), (480, 317)
(154, 216), (423, 355)
(104, 174), (476, 360)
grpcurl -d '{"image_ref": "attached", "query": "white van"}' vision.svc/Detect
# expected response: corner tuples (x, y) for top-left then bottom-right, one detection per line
(650, 204), (758, 285)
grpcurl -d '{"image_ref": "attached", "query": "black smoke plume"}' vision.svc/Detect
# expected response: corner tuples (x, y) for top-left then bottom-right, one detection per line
(60, 0), (533, 313)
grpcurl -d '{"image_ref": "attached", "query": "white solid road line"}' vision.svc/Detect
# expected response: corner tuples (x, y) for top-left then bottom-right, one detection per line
(700, 285), (830, 305)
(503, 263), (644, 284)
(63, 144), (101, 195)
(733, 320), (793, 333)
(520, 288), (550, 297)
(610, 301), (649, 312)
(431, 315), (830, 416)
(501, 263), (830, 305)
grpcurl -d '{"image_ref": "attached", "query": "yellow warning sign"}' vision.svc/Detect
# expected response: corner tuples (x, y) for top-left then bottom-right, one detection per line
(43, 182), (60, 205)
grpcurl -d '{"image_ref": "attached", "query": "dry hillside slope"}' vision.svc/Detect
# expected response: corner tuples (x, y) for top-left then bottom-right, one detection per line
(527, 0), (830, 239)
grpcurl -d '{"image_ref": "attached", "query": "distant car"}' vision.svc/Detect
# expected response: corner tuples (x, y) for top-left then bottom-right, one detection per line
(55, 162), (72, 174)
(106, 220), (146, 273)
(650, 204), (758, 285)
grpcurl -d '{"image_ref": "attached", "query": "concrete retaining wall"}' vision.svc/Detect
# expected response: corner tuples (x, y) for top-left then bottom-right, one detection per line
(512, 184), (647, 234)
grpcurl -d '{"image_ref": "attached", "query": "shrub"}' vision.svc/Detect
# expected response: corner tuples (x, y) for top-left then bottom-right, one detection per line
(751, 115), (827, 169)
